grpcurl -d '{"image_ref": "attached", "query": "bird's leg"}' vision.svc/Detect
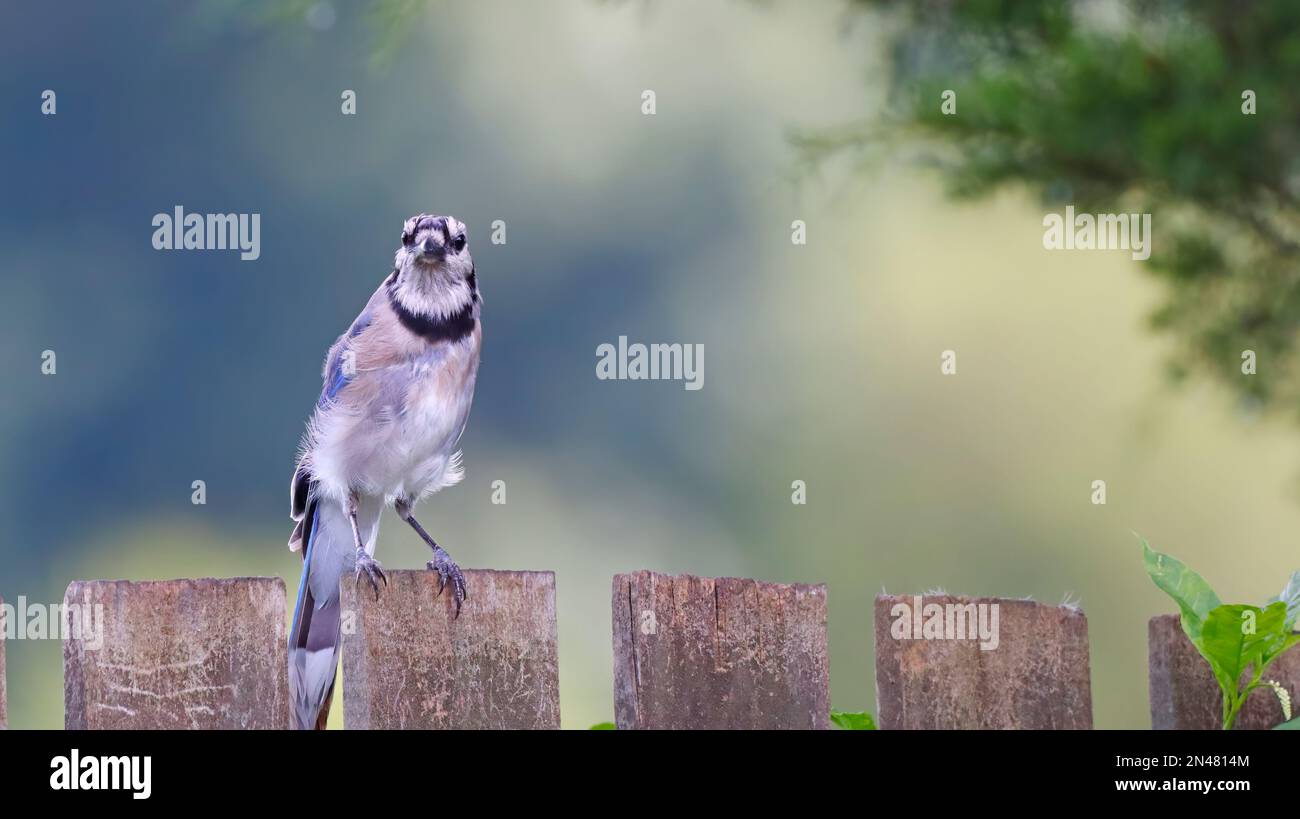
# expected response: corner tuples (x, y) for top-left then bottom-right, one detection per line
(394, 498), (467, 617)
(349, 492), (386, 600)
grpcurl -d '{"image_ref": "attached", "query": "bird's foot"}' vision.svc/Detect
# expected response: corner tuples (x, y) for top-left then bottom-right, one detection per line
(353, 549), (387, 600)
(427, 547), (467, 617)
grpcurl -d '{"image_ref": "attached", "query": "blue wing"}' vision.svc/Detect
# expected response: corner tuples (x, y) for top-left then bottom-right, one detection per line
(317, 308), (374, 407)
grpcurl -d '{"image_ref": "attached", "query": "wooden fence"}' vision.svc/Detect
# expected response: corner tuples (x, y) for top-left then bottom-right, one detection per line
(62, 579), (287, 729)
(340, 569), (559, 729)
(874, 594), (1093, 729)
(0, 576), (1294, 729)
(612, 571), (829, 729)
(1149, 614), (1300, 730)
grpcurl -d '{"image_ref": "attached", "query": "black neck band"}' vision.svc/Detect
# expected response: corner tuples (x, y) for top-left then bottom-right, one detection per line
(387, 284), (476, 344)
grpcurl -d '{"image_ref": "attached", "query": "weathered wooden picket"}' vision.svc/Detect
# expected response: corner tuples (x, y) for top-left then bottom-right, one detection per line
(1149, 614), (1300, 730)
(612, 571), (829, 729)
(0, 576), (1293, 728)
(340, 569), (559, 729)
(62, 578), (287, 729)
(874, 594), (1093, 729)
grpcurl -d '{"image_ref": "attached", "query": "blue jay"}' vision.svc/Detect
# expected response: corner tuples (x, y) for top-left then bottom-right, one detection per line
(287, 214), (482, 730)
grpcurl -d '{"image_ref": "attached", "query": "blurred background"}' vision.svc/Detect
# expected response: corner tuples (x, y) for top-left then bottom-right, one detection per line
(2, 0), (1299, 729)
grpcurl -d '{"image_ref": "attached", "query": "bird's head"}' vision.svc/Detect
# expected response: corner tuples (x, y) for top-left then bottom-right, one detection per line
(390, 213), (478, 318)
(396, 213), (473, 280)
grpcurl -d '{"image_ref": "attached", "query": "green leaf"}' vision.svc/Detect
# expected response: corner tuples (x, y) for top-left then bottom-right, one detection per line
(1268, 570), (1300, 631)
(1199, 605), (1258, 695)
(1251, 602), (1300, 669)
(1261, 631), (1300, 670)
(1200, 603), (1289, 697)
(588, 722), (616, 730)
(830, 711), (877, 730)
(1274, 716), (1300, 730)
(1141, 537), (1221, 645)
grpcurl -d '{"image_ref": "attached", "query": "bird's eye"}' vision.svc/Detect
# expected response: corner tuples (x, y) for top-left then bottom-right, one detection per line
(402, 230), (415, 247)
(451, 233), (467, 252)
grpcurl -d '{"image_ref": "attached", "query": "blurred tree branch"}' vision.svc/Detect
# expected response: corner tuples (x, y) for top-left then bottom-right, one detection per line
(821, 0), (1300, 416)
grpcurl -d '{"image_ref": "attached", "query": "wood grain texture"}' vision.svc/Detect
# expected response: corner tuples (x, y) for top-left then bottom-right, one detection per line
(612, 571), (829, 729)
(874, 594), (1093, 729)
(62, 578), (288, 729)
(340, 569), (559, 729)
(1148, 614), (1299, 729)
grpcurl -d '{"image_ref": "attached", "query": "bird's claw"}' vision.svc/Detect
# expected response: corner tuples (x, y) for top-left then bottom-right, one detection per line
(427, 547), (467, 618)
(354, 549), (387, 601)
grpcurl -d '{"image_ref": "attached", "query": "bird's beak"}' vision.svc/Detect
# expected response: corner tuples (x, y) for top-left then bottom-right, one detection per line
(420, 240), (446, 261)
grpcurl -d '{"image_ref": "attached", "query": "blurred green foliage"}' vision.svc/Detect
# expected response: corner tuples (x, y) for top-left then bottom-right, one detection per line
(215, 0), (425, 66)
(829, 710), (877, 729)
(823, 0), (1300, 419)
